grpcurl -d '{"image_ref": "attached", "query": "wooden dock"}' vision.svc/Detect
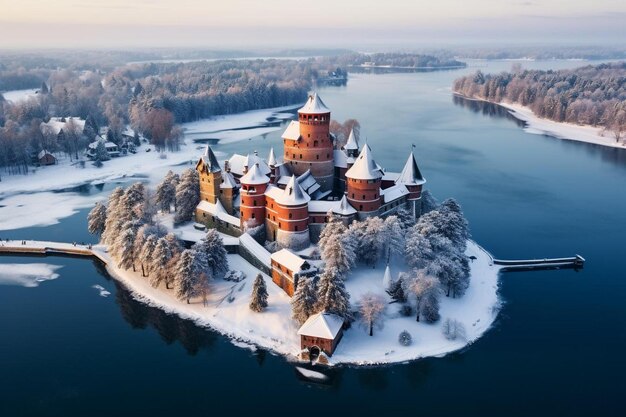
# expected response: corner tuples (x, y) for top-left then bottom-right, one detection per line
(492, 255), (585, 272)
(0, 240), (108, 264)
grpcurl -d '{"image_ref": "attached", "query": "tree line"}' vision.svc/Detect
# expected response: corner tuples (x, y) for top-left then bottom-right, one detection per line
(453, 62), (626, 142)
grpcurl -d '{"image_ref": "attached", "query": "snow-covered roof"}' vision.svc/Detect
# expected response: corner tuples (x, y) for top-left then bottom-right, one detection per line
(228, 153), (271, 177)
(37, 150), (54, 159)
(239, 233), (271, 267)
(274, 175), (311, 206)
(308, 195), (357, 216)
(271, 248), (310, 272)
(196, 200), (240, 226)
(281, 120), (301, 140)
(297, 312), (344, 339)
(396, 151), (426, 186)
(296, 170), (321, 197)
(220, 171), (237, 189)
(274, 162), (292, 179)
(298, 93), (330, 114)
(240, 163), (270, 185)
(333, 149), (348, 169)
(267, 147), (277, 166)
(345, 144), (384, 180)
(264, 184), (284, 201)
(382, 172), (400, 182)
(40, 117), (86, 136)
(88, 139), (118, 150)
(344, 129), (359, 150)
(200, 146), (222, 173)
(380, 184), (409, 203)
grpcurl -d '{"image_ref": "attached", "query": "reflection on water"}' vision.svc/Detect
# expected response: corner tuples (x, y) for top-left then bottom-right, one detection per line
(452, 95), (526, 128)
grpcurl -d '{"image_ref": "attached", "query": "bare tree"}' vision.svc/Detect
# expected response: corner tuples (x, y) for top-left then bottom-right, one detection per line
(358, 292), (386, 336)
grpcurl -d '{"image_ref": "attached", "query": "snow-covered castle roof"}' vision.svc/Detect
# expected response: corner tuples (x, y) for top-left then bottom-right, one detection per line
(281, 121), (301, 140)
(298, 93), (330, 114)
(267, 147), (277, 167)
(201, 146), (222, 173)
(344, 128), (359, 151)
(345, 144), (384, 180)
(396, 151), (426, 186)
(274, 175), (311, 206)
(240, 163), (270, 185)
(297, 312), (344, 339)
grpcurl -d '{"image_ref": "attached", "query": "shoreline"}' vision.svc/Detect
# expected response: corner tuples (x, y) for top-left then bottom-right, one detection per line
(455, 93), (626, 150)
(0, 239), (501, 367)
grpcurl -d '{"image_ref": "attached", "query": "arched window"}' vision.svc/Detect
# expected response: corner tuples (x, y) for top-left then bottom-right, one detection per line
(253, 200), (257, 206)
(359, 205), (363, 210)
(251, 213), (255, 219)
(289, 213), (293, 219)
(295, 226), (299, 231)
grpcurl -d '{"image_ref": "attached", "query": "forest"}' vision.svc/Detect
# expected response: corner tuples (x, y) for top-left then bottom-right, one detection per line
(337, 53), (465, 69)
(453, 62), (626, 140)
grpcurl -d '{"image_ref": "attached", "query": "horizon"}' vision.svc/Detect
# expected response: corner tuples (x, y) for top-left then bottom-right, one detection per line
(1, 0), (625, 49)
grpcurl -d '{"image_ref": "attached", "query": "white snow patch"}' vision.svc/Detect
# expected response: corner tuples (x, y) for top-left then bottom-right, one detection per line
(1, 88), (38, 103)
(295, 366), (330, 381)
(92, 284), (111, 297)
(0, 263), (61, 287)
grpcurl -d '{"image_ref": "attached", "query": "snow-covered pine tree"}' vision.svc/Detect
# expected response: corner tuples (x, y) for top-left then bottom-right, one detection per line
(140, 234), (158, 277)
(120, 182), (147, 224)
(150, 237), (174, 288)
(291, 276), (317, 324)
(94, 140), (110, 165)
(382, 215), (404, 261)
(102, 187), (124, 245)
(114, 221), (139, 271)
(348, 217), (385, 267)
(396, 205), (416, 230)
(420, 189), (439, 214)
(194, 229), (229, 280)
(438, 198), (470, 252)
(174, 249), (199, 303)
(249, 274), (269, 312)
(318, 212), (346, 254)
(155, 170), (179, 213)
(87, 202), (107, 237)
(426, 250), (470, 298)
(174, 168), (200, 224)
(386, 274), (407, 303)
(321, 233), (354, 279)
(316, 267), (351, 321)
(358, 292), (386, 336)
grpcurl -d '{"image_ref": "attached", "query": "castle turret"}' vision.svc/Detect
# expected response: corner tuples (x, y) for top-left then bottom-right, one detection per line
(239, 163), (270, 230)
(196, 146), (222, 204)
(344, 128), (359, 158)
(395, 151), (426, 217)
(267, 147), (278, 183)
(282, 93), (334, 193)
(345, 145), (383, 217)
(272, 175), (311, 249)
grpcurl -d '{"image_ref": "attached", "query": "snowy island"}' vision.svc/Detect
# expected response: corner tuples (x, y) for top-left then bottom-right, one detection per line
(85, 93), (502, 366)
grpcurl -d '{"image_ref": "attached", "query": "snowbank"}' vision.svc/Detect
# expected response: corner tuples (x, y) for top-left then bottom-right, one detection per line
(461, 95), (626, 149)
(96, 240), (501, 366)
(1, 88), (39, 103)
(0, 263), (62, 287)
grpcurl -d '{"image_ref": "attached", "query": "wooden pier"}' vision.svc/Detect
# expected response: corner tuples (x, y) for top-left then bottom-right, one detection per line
(492, 255), (585, 272)
(0, 240), (109, 264)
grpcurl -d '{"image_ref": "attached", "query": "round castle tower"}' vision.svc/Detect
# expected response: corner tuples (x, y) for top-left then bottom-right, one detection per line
(239, 163), (270, 230)
(272, 175), (311, 250)
(395, 151), (426, 217)
(345, 145), (384, 217)
(283, 93), (334, 193)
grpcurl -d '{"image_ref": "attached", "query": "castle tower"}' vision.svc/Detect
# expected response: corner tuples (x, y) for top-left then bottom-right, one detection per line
(344, 128), (360, 159)
(395, 151), (426, 217)
(272, 175), (311, 250)
(196, 146), (222, 204)
(239, 163), (270, 230)
(219, 171), (237, 214)
(267, 147), (277, 183)
(345, 145), (383, 218)
(282, 93), (334, 193)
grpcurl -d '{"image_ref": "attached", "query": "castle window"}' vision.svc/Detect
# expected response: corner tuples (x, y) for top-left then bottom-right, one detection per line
(252, 213), (255, 219)
(293, 154), (295, 158)
(289, 213), (293, 219)
(273, 216), (276, 221)
(279, 222), (282, 228)
(352, 193), (355, 198)
(316, 155), (319, 160)
(295, 226), (299, 231)
(359, 205), (363, 210)
(253, 200), (257, 206)
(362, 195), (365, 199)
(327, 153), (330, 158)
(267, 214), (270, 219)
(300, 154), (302, 159)
(314, 140), (318, 147)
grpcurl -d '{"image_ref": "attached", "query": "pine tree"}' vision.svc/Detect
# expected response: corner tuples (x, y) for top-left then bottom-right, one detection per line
(409, 271), (440, 322)
(174, 168), (200, 224)
(175, 250), (198, 303)
(114, 221), (139, 271)
(102, 187), (125, 245)
(386, 275), (407, 303)
(318, 212), (346, 254)
(150, 237), (174, 288)
(194, 229), (229, 280)
(249, 273), (269, 312)
(291, 276), (317, 325)
(382, 215), (404, 261)
(87, 202), (107, 237)
(140, 234), (158, 277)
(321, 233), (354, 279)
(316, 267), (351, 321)
(120, 182), (147, 224)
(155, 170), (179, 213)
(94, 140), (110, 164)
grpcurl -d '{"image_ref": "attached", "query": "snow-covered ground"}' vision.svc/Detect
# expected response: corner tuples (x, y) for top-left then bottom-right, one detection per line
(1, 88), (39, 103)
(0, 105), (298, 232)
(0, 263), (62, 287)
(95, 240), (501, 366)
(461, 95), (626, 149)
(157, 213), (240, 246)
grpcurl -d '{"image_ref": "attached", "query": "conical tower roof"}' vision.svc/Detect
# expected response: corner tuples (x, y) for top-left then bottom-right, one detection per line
(345, 144), (383, 180)
(396, 151), (425, 185)
(275, 175), (311, 206)
(240, 163), (270, 185)
(268, 147), (277, 167)
(383, 264), (392, 289)
(333, 195), (357, 216)
(298, 93), (330, 114)
(344, 128), (359, 150)
(201, 145), (221, 173)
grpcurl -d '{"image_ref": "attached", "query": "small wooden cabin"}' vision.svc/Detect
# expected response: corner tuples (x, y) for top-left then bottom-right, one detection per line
(270, 248), (317, 296)
(38, 150), (56, 166)
(297, 312), (344, 357)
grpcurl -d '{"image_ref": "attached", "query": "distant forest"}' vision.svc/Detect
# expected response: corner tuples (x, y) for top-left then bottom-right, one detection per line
(0, 56), (345, 173)
(453, 62), (626, 141)
(339, 53), (465, 68)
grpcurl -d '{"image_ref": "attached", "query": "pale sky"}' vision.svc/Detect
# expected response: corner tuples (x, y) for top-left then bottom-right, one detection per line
(0, 0), (624, 48)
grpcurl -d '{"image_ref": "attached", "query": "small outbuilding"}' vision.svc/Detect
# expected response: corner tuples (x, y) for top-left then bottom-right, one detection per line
(297, 312), (344, 357)
(270, 248), (317, 296)
(37, 150), (56, 166)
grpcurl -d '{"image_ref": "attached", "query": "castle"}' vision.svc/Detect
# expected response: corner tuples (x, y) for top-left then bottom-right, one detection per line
(195, 93), (426, 250)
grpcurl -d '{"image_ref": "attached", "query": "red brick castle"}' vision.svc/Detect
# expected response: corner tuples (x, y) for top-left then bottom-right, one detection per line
(195, 93), (426, 250)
